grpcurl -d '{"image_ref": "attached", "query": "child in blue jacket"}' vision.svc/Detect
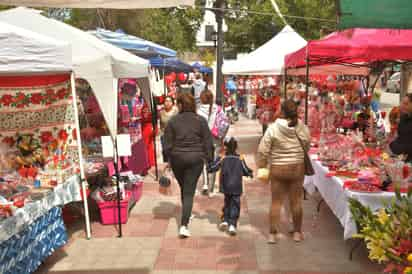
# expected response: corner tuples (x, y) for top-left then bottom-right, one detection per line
(208, 136), (253, 235)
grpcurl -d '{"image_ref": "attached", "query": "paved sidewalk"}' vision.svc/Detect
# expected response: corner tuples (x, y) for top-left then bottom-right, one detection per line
(36, 116), (382, 274)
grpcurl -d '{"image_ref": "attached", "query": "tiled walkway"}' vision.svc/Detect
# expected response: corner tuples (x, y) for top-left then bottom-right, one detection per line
(36, 117), (382, 274)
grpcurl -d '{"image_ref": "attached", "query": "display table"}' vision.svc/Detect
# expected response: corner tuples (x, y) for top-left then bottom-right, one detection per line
(0, 207), (67, 274)
(0, 175), (81, 242)
(304, 157), (397, 240)
(0, 176), (81, 273)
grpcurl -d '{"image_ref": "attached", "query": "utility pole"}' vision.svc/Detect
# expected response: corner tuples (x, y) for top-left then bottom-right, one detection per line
(213, 0), (225, 105)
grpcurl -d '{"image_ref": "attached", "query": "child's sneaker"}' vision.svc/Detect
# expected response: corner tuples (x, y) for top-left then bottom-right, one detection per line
(228, 225), (237, 236)
(202, 184), (208, 195)
(219, 222), (228, 231)
(179, 226), (191, 238)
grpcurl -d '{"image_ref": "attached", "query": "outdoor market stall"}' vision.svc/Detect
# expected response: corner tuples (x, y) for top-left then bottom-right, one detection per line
(0, 7), (153, 237)
(0, 22), (83, 274)
(222, 25), (306, 120)
(284, 28), (412, 245)
(90, 28), (177, 58)
(285, 28), (412, 122)
(222, 25), (306, 76)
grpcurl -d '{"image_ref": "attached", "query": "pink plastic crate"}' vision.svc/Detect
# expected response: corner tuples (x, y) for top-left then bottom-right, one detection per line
(97, 192), (131, 225)
(131, 182), (143, 203)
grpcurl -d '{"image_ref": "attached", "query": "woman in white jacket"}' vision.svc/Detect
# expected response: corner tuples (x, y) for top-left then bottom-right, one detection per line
(197, 90), (223, 197)
(257, 100), (310, 244)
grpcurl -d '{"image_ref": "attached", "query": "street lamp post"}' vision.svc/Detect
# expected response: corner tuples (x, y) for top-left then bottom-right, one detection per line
(213, 0), (225, 106)
(211, 31), (218, 49)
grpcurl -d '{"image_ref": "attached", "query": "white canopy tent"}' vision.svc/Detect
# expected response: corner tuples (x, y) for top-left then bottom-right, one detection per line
(0, 22), (71, 73)
(222, 25), (307, 75)
(0, 0), (194, 8)
(0, 7), (150, 137)
(0, 22), (91, 239)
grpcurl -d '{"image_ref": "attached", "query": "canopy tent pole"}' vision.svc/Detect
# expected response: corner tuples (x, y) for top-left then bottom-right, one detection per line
(151, 92), (159, 181)
(70, 73), (92, 239)
(113, 79), (123, 237)
(284, 69), (287, 99)
(114, 138), (123, 237)
(304, 54), (310, 125)
(163, 57), (167, 96)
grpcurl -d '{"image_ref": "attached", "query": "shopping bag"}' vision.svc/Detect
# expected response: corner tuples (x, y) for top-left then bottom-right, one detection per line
(257, 168), (270, 183)
(158, 167), (173, 196)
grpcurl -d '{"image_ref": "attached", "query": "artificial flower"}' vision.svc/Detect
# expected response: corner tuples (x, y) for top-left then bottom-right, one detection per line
(397, 240), (412, 255)
(408, 253), (412, 263)
(404, 267), (412, 274)
(377, 208), (389, 225)
(367, 244), (388, 263)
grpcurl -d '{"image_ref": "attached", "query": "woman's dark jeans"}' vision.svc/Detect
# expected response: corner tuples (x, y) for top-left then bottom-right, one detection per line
(170, 152), (204, 226)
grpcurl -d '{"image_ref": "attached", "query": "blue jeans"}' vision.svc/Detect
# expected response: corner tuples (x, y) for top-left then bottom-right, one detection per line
(223, 194), (241, 227)
(160, 135), (168, 163)
(237, 94), (245, 111)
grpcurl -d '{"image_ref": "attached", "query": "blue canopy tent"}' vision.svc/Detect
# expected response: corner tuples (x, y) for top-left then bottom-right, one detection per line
(90, 28), (177, 58)
(150, 57), (193, 73)
(192, 62), (213, 73)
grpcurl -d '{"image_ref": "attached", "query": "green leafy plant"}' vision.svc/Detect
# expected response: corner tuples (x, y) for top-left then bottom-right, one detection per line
(349, 188), (412, 273)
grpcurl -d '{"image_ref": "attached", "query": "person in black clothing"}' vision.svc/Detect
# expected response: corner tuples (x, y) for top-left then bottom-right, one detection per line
(390, 94), (412, 162)
(208, 137), (253, 235)
(164, 93), (214, 238)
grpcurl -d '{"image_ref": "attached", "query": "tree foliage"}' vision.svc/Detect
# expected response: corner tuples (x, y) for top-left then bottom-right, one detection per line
(65, 2), (203, 53)
(223, 0), (337, 53)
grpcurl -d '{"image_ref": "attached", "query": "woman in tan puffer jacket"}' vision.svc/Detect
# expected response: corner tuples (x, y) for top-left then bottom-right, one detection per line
(257, 100), (310, 244)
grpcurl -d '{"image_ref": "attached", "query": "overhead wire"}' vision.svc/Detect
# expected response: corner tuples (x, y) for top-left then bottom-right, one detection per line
(200, 6), (337, 23)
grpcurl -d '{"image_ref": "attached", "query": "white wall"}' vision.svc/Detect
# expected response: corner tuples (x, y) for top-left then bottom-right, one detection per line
(196, 0), (227, 48)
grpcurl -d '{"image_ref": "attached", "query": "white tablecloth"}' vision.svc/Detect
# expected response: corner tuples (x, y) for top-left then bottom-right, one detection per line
(0, 175), (81, 243)
(304, 158), (397, 240)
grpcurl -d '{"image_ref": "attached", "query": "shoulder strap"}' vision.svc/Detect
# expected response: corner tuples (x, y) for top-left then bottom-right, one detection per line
(295, 130), (307, 153)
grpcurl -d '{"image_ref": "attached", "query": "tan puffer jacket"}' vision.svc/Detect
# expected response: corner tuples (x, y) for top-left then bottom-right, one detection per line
(257, 118), (310, 167)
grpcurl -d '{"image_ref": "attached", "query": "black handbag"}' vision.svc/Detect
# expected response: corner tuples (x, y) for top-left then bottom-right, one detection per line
(295, 131), (315, 176)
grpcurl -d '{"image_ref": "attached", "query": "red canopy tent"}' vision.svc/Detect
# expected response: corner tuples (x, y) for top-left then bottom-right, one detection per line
(285, 28), (412, 70)
(284, 28), (412, 123)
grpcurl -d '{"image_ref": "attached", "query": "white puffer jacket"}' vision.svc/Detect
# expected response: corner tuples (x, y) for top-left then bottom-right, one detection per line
(257, 118), (310, 166)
